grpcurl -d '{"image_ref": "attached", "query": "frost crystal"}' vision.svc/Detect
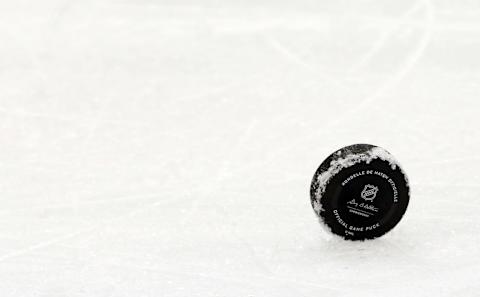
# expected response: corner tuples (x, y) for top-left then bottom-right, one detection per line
(312, 146), (409, 216)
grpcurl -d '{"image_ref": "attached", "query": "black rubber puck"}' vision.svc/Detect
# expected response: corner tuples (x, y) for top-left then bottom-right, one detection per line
(310, 144), (410, 240)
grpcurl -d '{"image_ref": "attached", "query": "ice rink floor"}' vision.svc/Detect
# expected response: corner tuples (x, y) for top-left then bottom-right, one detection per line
(1, 0), (480, 296)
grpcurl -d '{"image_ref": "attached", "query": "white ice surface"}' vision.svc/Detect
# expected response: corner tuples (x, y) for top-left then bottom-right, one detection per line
(1, 0), (480, 296)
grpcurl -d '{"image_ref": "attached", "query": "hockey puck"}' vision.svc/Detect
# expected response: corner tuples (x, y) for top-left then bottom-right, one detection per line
(310, 144), (410, 240)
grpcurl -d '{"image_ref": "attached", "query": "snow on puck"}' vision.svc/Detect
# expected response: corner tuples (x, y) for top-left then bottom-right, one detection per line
(310, 144), (410, 240)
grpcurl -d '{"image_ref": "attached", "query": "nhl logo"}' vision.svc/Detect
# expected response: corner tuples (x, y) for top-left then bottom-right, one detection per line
(361, 185), (379, 202)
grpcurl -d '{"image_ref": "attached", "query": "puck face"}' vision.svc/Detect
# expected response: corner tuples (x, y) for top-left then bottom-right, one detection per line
(310, 144), (410, 240)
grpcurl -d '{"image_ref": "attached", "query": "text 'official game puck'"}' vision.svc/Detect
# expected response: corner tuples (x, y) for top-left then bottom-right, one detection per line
(310, 144), (410, 240)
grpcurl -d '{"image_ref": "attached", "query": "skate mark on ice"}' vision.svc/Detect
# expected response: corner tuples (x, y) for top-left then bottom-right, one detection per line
(0, 230), (85, 263)
(179, 118), (259, 227)
(0, 106), (186, 131)
(348, 0), (425, 73)
(0, 192), (173, 215)
(319, 0), (434, 131)
(106, 261), (346, 292)
(0, 193), (177, 263)
(410, 156), (480, 166)
(266, 36), (347, 90)
(223, 0), (435, 177)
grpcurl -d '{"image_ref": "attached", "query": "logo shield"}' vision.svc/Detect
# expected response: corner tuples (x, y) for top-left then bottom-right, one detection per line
(361, 185), (379, 202)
